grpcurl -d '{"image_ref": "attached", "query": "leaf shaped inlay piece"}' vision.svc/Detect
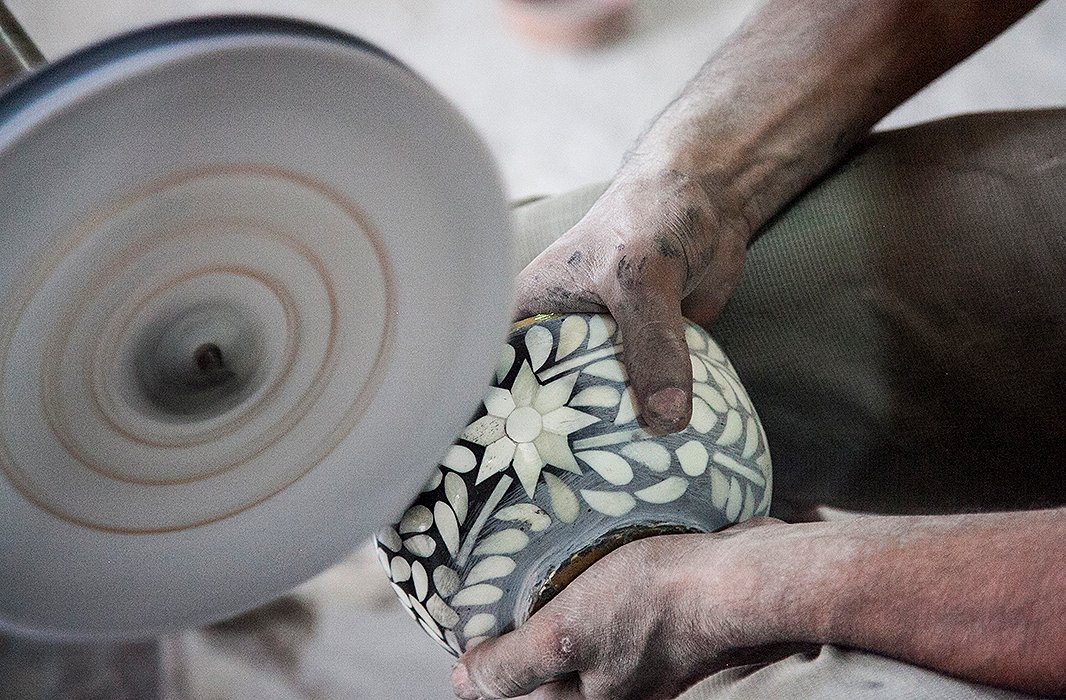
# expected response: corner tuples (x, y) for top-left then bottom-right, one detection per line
(634, 476), (689, 504)
(399, 505), (433, 534)
(412, 561), (429, 601)
(676, 441), (709, 476)
(557, 316), (588, 359)
(587, 315), (615, 348)
(544, 472), (579, 523)
(442, 445), (477, 473)
(620, 441), (671, 472)
(465, 555), (517, 586)
(464, 613), (497, 638)
(451, 584), (504, 606)
(403, 535), (436, 557)
(496, 344), (516, 383)
(580, 489), (636, 516)
(576, 450), (634, 485)
(583, 359), (626, 382)
(495, 503), (552, 532)
(390, 557), (412, 583)
(571, 386), (621, 408)
(435, 501), (460, 556)
(427, 594), (460, 629)
(716, 410), (743, 446)
(690, 396), (717, 433)
(434, 565), (460, 598)
(525, 324), (555, 370)
(472, 529), (530, 556)
(444, 472), (469, 524)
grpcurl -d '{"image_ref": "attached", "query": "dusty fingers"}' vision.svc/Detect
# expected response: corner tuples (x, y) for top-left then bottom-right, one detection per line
(453, 614), (585, 699)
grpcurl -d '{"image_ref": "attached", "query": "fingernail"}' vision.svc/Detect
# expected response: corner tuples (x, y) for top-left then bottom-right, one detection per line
(646, 387), (689, 432)
(451, 662), (480, 700)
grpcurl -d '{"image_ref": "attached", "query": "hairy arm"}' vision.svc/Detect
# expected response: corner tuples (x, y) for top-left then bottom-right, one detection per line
(713, 509), (1066, 695)
(515, 0), (1044, 435)
(633, 0), (1045, 233)
(454, 510), (1066, 699)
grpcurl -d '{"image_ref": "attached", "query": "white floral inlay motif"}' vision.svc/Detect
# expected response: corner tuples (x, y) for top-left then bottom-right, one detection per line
(461, 361), (598, 498)
(376, 314), (773, 657)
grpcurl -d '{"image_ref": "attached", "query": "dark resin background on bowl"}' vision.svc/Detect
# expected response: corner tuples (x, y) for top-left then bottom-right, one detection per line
(376, 313), (771, 655)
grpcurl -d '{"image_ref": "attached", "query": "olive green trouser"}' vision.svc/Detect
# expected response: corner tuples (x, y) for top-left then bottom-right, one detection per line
(511, 109), (1066, 699)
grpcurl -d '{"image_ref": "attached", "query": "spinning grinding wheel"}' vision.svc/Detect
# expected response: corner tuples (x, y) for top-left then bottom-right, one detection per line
(0, 5), (511, 638)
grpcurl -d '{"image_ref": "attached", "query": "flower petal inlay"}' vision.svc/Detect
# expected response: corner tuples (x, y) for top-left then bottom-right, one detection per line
(676, 441), (709, 476)
(403, 535), (436, 557)
(713, 452), (766, 486)
(412, 561), (429, 601)
(534, 431), (581, 474)
(377, 527), (402, 552)
(742, 416), (759, 458)
(434, 565), (460, 598)
(716, 410), (743, 446)
(390, 556), (412, 583)
(484, 387), (517, 418)
(496, 343), (515, 383)
(464, 613), (497, 638)
(510, 362), (539, 408)
(513, 442), (547, 497)
(583, 359), (626, 382)
(476, 437), (517, 484)
(690, 354), (708, 382)
(614, 388), (638, 425)
(690, 396), (717, 433)
(461, 415), (505, 447)
(532, 371), (579, 414)
(587, 314), (615, 348)
(542, 406), (599, 435)
(427, 594), (460, 629)
(570, 386), (621, 408)
(693, 382), (728, 413)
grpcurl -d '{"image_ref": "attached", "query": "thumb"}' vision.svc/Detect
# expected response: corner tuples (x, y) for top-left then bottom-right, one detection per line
(452, 618), (581, 699)
(609, 282), (693, 435)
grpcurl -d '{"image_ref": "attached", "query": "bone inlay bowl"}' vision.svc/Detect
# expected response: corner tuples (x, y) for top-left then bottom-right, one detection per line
(376, 313), (772, 655)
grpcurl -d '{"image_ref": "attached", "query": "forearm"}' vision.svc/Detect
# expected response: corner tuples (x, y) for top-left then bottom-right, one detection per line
(629, 0), (1043, 237)
(703, 510), (1066, 695)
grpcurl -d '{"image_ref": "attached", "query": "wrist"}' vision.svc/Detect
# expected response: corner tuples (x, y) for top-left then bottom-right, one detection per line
(623, 108), (808, 243)
(612, 149), (756, 247)
(682, 524), (846, 651)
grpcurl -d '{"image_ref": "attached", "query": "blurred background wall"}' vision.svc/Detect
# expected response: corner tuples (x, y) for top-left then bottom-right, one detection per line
(10, 0), (1066, 199)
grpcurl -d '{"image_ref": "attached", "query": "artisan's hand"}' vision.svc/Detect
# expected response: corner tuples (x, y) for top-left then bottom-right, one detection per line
(512, 0), (1042, 437)
(451, 519), (786, 700)
(515, 163), (751, 435)
(453, 508), (1066, 698)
